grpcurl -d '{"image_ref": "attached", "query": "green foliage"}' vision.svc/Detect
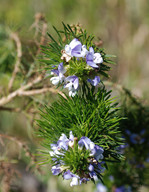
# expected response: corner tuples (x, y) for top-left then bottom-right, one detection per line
(37, 85), (123, 163)
(62, 144), (90, 174)
(101, 91), (149, 191)
(0, 25), (15, 72)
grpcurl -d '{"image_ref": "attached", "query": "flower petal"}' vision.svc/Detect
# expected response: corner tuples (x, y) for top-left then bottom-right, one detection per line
(63, 170), (74, 180)
(58, 62), (66, 74)
(51, 165), (62, 175)
(70, 177), (79, 186)
(73, 77), (79, 90)
(94, 53), (103, 64)
(69, 38), (82, 49)
(88, 76), (100, 86)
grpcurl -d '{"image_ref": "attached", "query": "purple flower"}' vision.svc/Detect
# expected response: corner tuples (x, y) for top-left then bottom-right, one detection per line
(50, 144), (64, 157)
(78, 136), (93, 150)
(78, 137), (104, 160)
(88, 164), (94, 172)
(89, 171), (98, 181)
(57, 133), (69, 150)
(115, 186), (132, 192)
(51, 165), (62, 175)
(65, 38), (82, 57)
(88, 76), (100, 86)
(94, 162), (105, 173)
(63, 170), (80, 187)
(90, 145), (104, 160)
(63, 170), (76, 180)
(50, 62), (66, 85)
(86, 47), (103, 68)
(126, 129), (145, 144)
(49, 132), (74, 157)
(80, 177), (90, 184)
(65, 76), (79, 97)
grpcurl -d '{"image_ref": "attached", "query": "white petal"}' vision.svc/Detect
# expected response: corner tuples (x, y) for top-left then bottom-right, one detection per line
(65, 82), (73, 90)
(59, 133), (68, 141)
(50, 77), (60, 85)
(69, 38), (81, 49)
(65, 45), (71, 56)
(49, 151), (55, 156)
(69, 90), (77, 97)
(81, 45), (88, 57)
(59, 73), (65, 82)
(89, 142), (95, 150)
(94, 53), (103, 64)
(70, 177), (79, 187)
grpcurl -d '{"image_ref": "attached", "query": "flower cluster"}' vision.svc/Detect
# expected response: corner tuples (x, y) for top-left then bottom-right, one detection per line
(50, 38), (103, 97)
(50, 131), (105, 186)
(125, 129), (145, 144)
(115, 186), (132, 192)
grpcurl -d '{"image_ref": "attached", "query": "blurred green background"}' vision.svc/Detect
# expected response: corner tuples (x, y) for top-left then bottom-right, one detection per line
(0, 0), (149, 191)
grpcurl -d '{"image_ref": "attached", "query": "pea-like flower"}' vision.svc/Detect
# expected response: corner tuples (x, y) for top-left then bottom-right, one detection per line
(51, 165), (62, 175)
(78, 136), (104, 160)
(51, 39), (104, 97)
(65, 38), (82, 58)
(65, 76), (79, 97)
(88, 76), (100, 86)
(49, 132), (105, 187)
(86, 47), (103, 68)
(50, 62), (66, 85)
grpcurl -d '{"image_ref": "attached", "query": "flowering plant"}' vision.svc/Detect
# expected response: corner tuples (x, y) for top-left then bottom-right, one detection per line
(38, 24), (123, 187)
(42, 23), (114, 96)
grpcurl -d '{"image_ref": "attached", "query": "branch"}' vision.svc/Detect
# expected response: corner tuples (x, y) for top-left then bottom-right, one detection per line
(0, 74), (66, 106)
(19, 87), (65, 96)
(0, 107), (21, 112)
(0, 134), (42, 173)
(0, 76), (42, 106)
(8, 32), (22, 91)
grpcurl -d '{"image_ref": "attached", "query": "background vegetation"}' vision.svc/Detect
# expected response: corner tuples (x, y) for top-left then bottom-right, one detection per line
(0, 0), (149, 191)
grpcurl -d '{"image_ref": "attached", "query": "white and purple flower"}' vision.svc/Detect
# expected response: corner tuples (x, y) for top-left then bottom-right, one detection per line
(64, 38), (82, 58)
(88, 76), (100, 86)
(78, 136), (104, 160)
(50, 62), (66, 85)
(50, 132), (105, 187)
(51, 165), (62, 175)
(51, 39), (104, 96)
(86, 47), (103, 68)
(65, 75), (79, 97)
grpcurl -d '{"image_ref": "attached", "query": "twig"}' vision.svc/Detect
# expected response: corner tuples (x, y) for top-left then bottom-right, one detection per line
(0, 134), (42, 173)
(0, 107), (21, 112)
(8, 32), (22, 91)
(19, 87), (65, 96)
(0, 76), (42, 106)
(0, 75), (66, 106)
